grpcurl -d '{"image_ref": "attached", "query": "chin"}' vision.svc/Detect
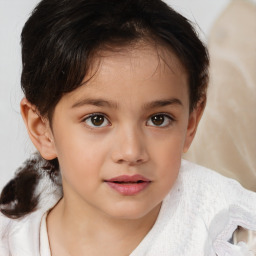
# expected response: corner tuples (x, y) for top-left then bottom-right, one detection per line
(106, 201), (161, 221)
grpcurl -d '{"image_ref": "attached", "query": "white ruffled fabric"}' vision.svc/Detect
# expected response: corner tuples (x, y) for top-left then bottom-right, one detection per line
(1, 160), (256, 256)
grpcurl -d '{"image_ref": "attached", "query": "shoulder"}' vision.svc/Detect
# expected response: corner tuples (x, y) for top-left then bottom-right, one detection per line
(0, 210), (44, 256)
(0, 213), (11, 254)
(132, 161), (256, 255)
(178, 160), (256, 255)
(178, 160), (256, 222)
(180, 159), (256, 201)
(0, 154), (61, 255)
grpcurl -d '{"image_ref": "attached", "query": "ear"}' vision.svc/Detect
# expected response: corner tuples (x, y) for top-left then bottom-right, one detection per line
(183, 97), (206, 153)
(20, 98), (57, 160)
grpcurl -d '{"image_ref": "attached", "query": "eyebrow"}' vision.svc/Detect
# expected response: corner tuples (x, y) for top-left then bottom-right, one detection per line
(71, 97), (183, 109)
(142, 98), (183, 110)
(72, 98), (118, 109)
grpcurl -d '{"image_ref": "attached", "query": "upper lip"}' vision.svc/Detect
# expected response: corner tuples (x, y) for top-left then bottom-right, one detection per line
(105, 174), (151, 183)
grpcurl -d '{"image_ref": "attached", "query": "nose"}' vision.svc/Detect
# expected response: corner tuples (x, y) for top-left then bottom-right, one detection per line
(111, 126), (149, 166)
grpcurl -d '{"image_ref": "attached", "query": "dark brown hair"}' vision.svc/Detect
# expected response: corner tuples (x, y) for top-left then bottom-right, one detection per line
(0, 0), (209, 218)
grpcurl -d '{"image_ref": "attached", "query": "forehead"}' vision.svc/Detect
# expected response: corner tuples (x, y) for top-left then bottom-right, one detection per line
(91, 43), (187, 84)
(58, 43), (189, 108)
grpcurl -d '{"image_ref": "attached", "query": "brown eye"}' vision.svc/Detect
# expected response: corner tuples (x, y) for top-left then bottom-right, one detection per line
(92, 115), (104, 126)
(146, 114), (173, 127)
(151, 115), (165, 126)
(84, 114), (110, 127)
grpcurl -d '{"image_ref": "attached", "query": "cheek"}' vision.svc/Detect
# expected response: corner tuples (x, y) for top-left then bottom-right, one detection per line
(145, 137), (182, 206)
(155, 144), (182, 177)
(57, 142), (105, 173)
(57, 144), (104, 195)
(147, 130), (186, 179)
(149, 128), (186, 158)
(53, 121), (108, 160)
(53, 131), (109, 187)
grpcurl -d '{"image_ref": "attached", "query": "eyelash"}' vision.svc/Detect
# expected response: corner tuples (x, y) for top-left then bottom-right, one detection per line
(146, 113), (175, 128)
(82, 113), (175, 128)
(82, 113), (111, 128)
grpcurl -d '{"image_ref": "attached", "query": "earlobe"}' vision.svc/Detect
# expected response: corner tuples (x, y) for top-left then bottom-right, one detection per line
(20, 98), (57, 160)
(183, 97), (206, 153)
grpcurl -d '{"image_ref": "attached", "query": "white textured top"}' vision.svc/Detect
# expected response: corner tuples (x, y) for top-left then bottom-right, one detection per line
(1, 160), (256, 256)
(40, 213), (51, 256)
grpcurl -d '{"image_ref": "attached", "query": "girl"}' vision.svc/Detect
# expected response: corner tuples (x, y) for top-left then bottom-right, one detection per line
(0, 0), (256, 255)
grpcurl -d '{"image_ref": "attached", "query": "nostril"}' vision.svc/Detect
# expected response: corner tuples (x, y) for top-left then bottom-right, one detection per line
(111, 148), (149, 165)
(116, 158), (144, 165)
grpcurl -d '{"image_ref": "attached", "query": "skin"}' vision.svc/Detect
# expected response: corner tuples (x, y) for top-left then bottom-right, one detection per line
(21, 43), (205, 256)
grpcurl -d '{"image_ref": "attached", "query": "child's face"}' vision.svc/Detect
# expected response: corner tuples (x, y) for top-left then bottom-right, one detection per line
(41, 44), (200, 219)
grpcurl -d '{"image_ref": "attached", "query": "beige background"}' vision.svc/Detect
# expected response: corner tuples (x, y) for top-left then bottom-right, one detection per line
(184, 0), (256, 191)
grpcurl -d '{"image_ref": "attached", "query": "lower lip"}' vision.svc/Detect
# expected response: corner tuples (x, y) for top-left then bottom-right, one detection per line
(106, 182), (150, 196)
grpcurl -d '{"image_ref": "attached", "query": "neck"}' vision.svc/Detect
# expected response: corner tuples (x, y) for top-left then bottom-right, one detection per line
(47, 197), (161, 256)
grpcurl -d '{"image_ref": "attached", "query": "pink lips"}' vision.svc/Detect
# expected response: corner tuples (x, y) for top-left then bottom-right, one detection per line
(105, 174), (151, 196)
